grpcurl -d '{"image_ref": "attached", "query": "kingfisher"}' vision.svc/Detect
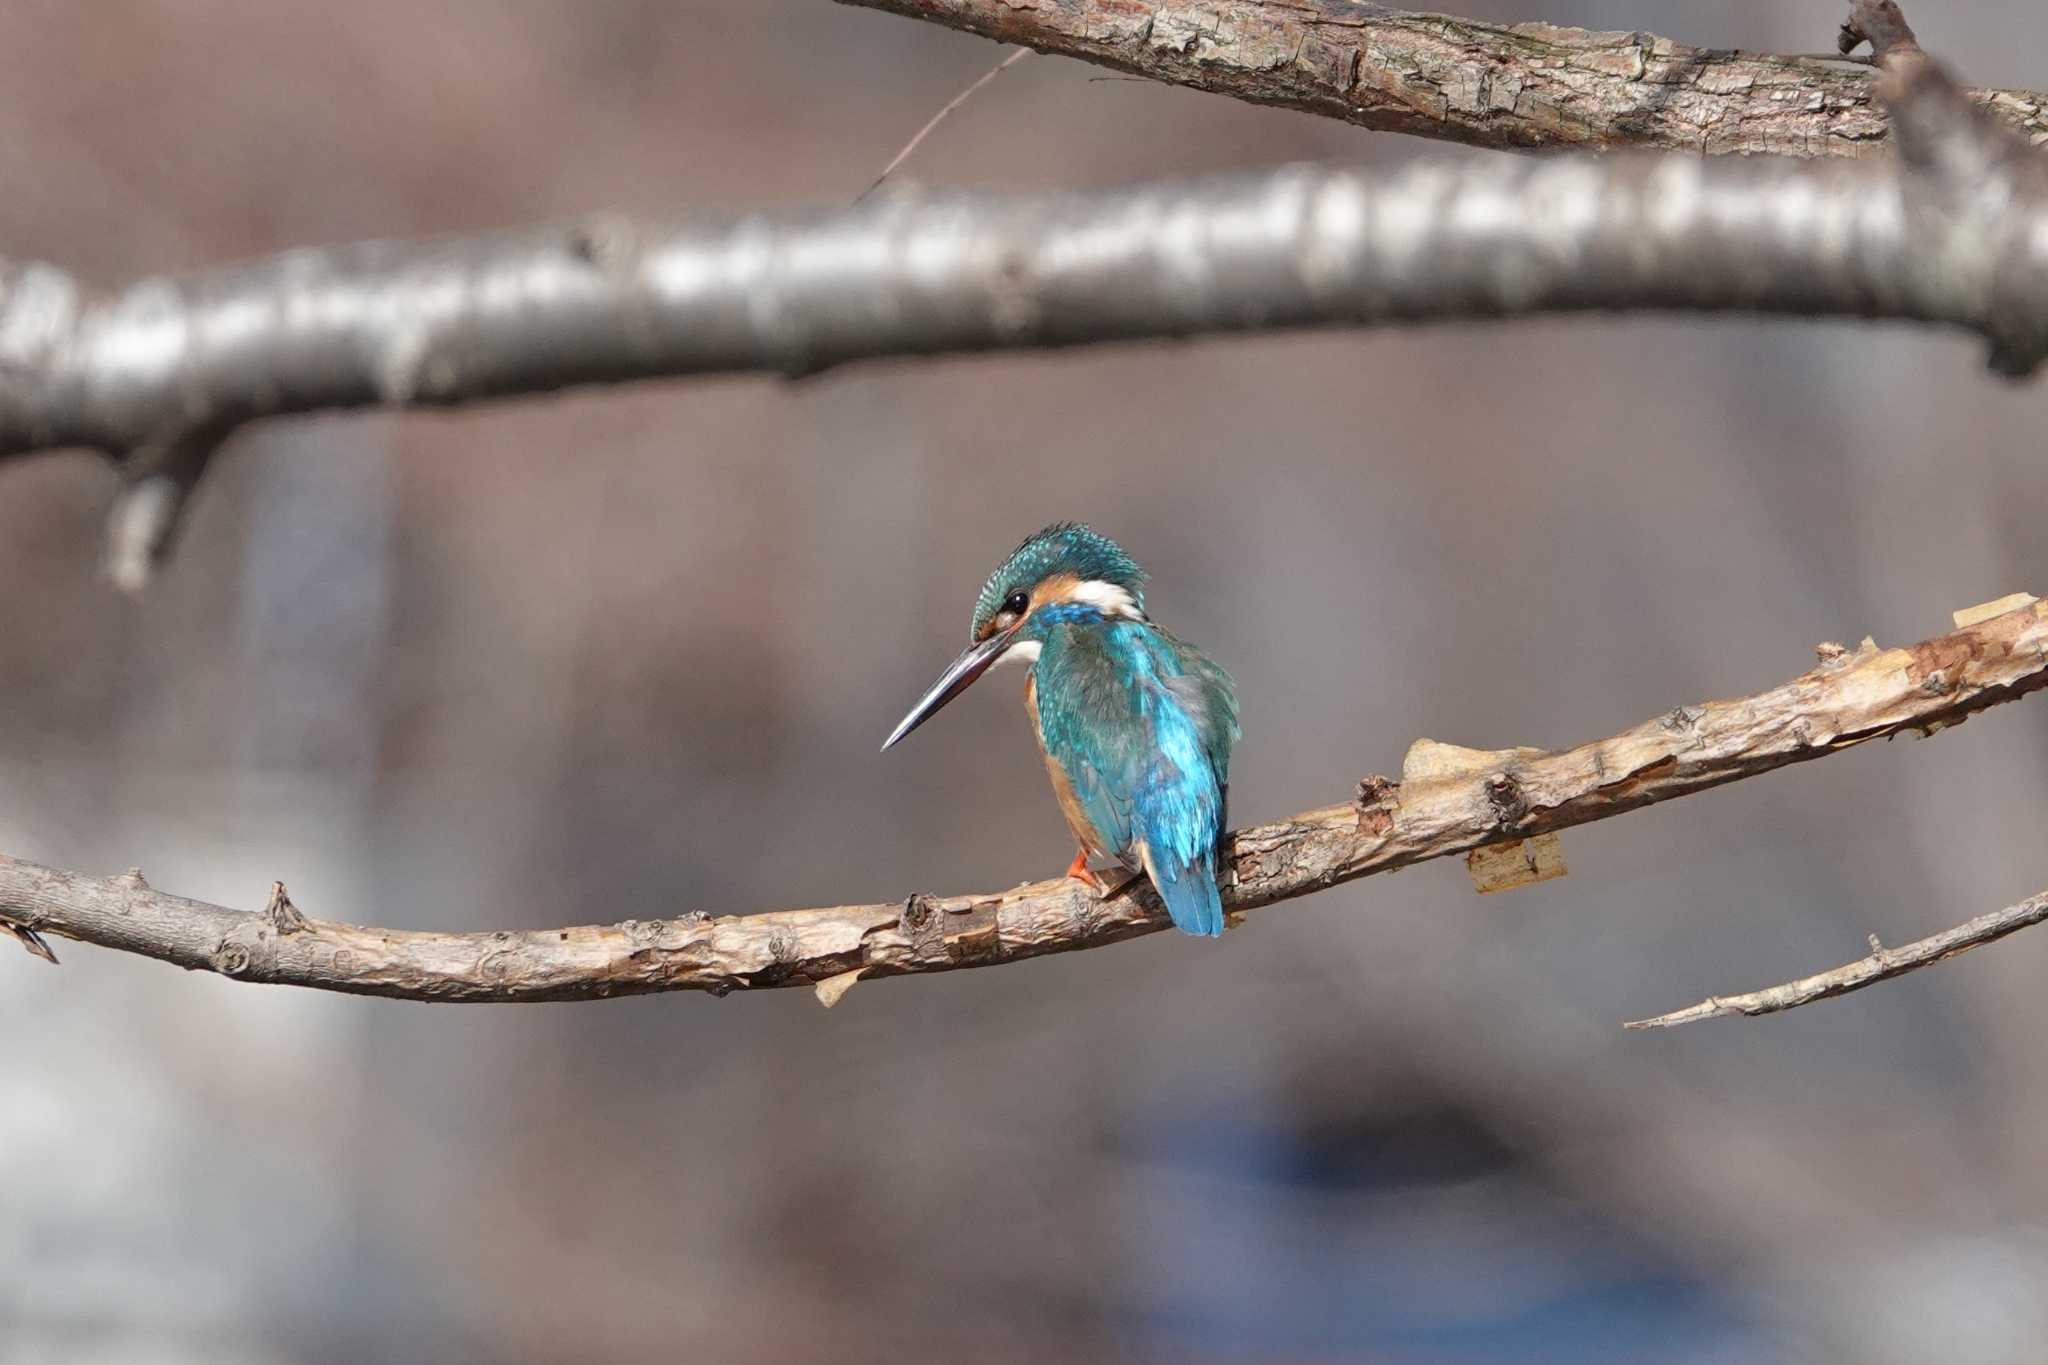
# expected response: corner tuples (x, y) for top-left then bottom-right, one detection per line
(882, 523), (1240, 936)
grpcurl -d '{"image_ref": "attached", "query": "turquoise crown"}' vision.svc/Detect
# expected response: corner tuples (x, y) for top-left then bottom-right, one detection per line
(970, 522), (1147, 637)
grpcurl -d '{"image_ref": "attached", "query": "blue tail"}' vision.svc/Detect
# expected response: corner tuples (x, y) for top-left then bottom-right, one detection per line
(1151, 858), (1224, 937)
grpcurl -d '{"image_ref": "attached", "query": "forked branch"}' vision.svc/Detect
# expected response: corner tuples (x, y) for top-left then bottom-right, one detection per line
(4, 1), (2043, 587)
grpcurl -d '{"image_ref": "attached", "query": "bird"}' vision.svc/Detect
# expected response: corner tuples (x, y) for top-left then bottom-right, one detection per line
(882, 522), (1240, 936)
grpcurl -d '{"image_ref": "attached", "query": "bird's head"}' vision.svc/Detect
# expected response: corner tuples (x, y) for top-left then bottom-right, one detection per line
(882, 522), (1147, 751)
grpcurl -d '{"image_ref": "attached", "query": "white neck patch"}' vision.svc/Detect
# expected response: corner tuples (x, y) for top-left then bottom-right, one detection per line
(1065, 579), (1144, 620)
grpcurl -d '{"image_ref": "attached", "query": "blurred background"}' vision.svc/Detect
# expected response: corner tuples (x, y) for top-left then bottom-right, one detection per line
(4, 1), (2048, 1361)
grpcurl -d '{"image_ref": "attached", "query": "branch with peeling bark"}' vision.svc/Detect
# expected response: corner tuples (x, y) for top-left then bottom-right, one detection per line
(5, 597), (2046, 1017)
(840, 0), (2048, 158)
(3, 14), (2039, 581)
(2, 3), (2042, 588)
(3, 4), (2046, 1022)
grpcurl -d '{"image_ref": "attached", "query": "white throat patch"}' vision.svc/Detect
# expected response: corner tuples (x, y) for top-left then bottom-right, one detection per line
(994, 639), (1042, 668)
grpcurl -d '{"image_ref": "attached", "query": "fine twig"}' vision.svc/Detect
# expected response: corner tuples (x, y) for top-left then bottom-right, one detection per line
(4, 602), (2045, 1006)
(855, 48), (1032, 203)
(1627, 890), (2048, 1028)
(838, 0), (2048, 158)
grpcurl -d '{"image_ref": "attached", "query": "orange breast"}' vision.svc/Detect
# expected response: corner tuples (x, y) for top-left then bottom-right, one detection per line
(1027, 673), (1113, 860)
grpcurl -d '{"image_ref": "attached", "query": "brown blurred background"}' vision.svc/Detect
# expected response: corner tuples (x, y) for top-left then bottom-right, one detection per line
(5, 2), (2048, 1361)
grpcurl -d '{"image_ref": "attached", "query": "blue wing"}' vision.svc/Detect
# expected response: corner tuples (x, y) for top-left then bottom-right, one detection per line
(1133, 661), (1228, 936)
(1036, 623), (1238, 937)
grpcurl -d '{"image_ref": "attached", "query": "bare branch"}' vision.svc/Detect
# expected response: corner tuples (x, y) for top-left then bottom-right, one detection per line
(1627, 890), (2048, 1029)
(838, 0), (2048, 158)
(4, 602), (2045, 1006)
(0, 2), (2037, 529)
(7, 144), (2048, 473)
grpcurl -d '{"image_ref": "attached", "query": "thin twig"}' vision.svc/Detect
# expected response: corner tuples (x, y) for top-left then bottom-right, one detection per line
(1626, 891), (2048, 1029)
(4, 602), (2045, 1006)
(855, 48), (1031, 203)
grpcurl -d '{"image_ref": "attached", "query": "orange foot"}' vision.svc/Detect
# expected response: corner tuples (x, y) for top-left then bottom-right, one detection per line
(1064, 848), (1142, 901)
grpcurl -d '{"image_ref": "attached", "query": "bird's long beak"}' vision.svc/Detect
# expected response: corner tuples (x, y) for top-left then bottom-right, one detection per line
(881, 631), (1016, 752)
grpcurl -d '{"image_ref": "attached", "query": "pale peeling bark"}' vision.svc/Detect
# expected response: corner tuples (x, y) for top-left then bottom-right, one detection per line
(5, 601), (2046, 1006)
(841, 0), (2048, 157)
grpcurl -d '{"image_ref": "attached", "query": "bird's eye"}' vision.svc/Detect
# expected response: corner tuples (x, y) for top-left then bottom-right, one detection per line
(1003, 590), (1029, 615)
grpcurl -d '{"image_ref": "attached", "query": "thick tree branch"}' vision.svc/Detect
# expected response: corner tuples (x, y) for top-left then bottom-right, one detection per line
(839, 0), (2048, 158)
(8, 143), (2048, 472)
(1627, 889), (2048, 1029)
(2, 1), (2039, 588)
(4, 600), (2045, 1006)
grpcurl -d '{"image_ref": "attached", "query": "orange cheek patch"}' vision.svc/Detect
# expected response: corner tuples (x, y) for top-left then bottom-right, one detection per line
(1030, 573), (1084, 611)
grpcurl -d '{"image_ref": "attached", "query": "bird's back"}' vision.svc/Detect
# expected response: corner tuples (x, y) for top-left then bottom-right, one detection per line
(1032, 618), (1239, 935)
